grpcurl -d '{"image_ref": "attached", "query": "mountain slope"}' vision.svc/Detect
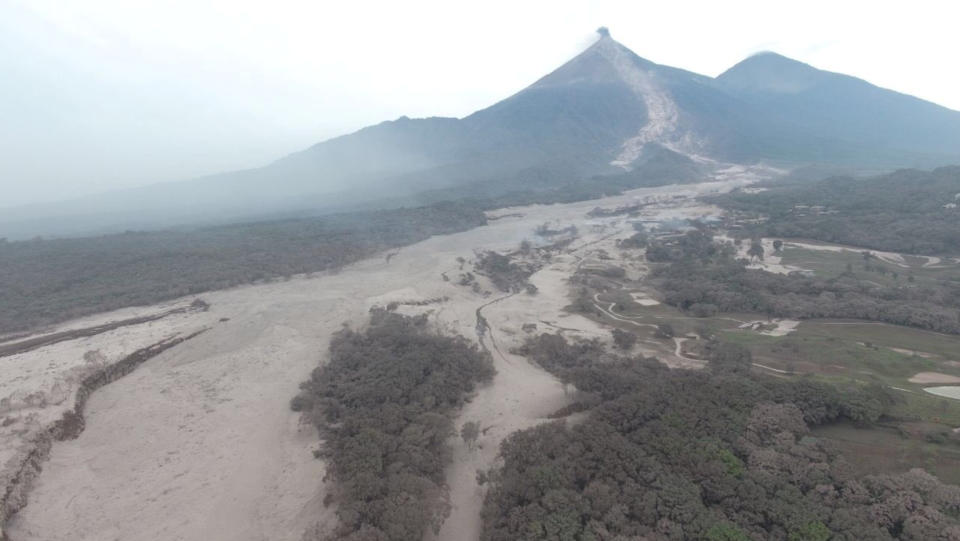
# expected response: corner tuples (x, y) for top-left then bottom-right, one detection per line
(717, 52), (960, 162)
(3, 31), (960, 239)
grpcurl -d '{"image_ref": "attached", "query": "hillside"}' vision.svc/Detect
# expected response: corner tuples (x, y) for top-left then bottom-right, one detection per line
(3, 30), (960, 239)
(718, 53), (960, 161)
(715, 166), (960, 255)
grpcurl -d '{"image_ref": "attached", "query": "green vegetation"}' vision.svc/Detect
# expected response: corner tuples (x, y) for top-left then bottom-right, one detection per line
(814, 423), (960, 485)
(292, 310), (494, 541)
(610, 328), (637, 349)
(715, 166), (960, 255)
(482, 334), (960, 540)
(718, 323), (960, 423)
(0, 202), (486, 335)
(649, 230), (960, 334)
(893, 391), (960, 427)
(799, 320), (960, 361)
(777, 244), (960, 297)
(720, 330), (934, 381)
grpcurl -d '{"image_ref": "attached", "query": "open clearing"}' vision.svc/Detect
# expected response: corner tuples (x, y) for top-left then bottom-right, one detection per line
(910, 372), (960, 384)
(777, 239), (960, 287)
(813, 422), (960, 485)
(925, 386), (960, 400)
(719, 320), (960, 389)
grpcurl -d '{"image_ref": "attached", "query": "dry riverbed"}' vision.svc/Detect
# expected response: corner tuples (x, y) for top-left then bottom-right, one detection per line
(2, 167), (774, 541)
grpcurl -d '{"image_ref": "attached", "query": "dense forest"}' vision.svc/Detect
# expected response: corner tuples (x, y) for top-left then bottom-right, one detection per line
(713, 166), (960, 255)
(0, 202), (486, 335)
(482, 334), (960, 540)
(291, 309), (494, 541)
(647, 230), (960, 334)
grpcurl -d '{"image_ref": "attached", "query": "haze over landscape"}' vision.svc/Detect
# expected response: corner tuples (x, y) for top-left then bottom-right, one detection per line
(3, 0), (959, 209)
(2, 3), (960, 541)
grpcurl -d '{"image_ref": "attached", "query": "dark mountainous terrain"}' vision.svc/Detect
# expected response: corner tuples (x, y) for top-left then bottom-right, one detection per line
(3, 30), (960, 239)
(717, 52), (960, 162)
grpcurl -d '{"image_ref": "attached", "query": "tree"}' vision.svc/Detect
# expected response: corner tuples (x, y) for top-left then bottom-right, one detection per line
(707, 523), (751, 541)
(569, 288), (594, 313)
(293, 311), (494, 541)
(747, 238), (765, 261)
(690, 302), (719, 317)
(772, 239), (783, 251)
(707, 341), (752, 374)
(788, 521), (831, 541)
(461, 421), (480, 450)
(479, 332), (960, 541)
(611, 328), (637, 350)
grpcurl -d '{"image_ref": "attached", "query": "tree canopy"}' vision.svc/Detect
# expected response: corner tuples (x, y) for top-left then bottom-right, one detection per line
(293, 310), (495, 541)
(482, 334), (960, 540)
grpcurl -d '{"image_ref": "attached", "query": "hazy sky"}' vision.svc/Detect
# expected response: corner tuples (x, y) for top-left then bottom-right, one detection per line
(1, 0), (958, 208)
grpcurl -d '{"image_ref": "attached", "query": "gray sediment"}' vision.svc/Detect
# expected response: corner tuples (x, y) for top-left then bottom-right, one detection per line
(0, 328), (208, 540)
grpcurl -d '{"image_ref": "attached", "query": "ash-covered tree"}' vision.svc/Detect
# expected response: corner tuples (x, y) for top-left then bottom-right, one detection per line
(461, 421), (480, 450)
(293, 310), (494, 541)
(611, 328), (638, 350)
(747, 238), (765, 260)
(480, 334), (958, 541)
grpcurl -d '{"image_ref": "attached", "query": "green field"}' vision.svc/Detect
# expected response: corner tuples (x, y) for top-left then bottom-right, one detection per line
(813, 422), (960, 485)
(801, 320), (960, 360)
(722, 318), (960, 483)
(593, 289), (756, 334)
(719, 322), (960, 385)
(779, 243), (960, 287)
(582, 241), (960, 485)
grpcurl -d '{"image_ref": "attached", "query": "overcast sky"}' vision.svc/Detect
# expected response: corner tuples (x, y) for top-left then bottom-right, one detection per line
(1, 0), (958, 208)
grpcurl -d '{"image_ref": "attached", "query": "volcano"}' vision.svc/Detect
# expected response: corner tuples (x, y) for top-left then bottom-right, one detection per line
(4, 28), (960, 239)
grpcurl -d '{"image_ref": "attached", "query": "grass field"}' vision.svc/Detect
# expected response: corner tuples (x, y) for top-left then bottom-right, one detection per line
(721, 318), (960, 484)
(778, 242), (960, 288)
(593, 289), (755, 334)
(719, 323), (960, 385)
(740, 242), (960, 387)
(800, 320), (960, 361)
(813, 422), (960, 485)
(583, 242), (960, 483)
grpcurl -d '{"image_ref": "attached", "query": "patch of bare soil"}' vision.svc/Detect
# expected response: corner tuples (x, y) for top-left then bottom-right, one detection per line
(909, 372), (960, 384)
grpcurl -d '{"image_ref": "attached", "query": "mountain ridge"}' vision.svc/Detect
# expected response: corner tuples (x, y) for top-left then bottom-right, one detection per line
(3, 30), (959, 239)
